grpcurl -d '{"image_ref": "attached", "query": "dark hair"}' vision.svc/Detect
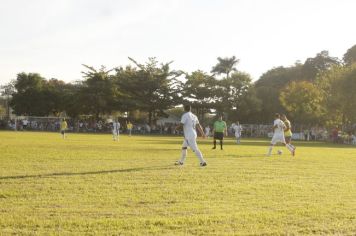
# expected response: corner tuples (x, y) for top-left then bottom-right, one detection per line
(275, 113), (280, 118)
(184, 105), (191, 112)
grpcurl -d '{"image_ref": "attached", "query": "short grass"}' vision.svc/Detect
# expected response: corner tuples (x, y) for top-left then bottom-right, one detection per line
(0, 131), (355, 235)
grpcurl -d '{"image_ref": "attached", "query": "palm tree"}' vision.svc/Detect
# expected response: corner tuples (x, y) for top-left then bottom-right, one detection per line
(211, 56), (239, 79)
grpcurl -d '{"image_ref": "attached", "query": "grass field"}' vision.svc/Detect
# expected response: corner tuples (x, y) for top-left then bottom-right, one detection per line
(0, 131), (355, 235)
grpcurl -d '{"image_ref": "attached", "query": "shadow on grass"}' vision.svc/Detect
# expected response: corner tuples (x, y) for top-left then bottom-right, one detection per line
(138, 138), (356, 149)
(0, 165), (173, 180)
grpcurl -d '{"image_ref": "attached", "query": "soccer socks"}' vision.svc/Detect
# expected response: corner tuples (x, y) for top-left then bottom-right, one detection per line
(267, 146), (273, 156)
(213, 140), (216, 148)
(194, 148), (206, 164)
(220, 140), (223, 150)
(179, 148), (187, 163)
(285, 144), (294, 153)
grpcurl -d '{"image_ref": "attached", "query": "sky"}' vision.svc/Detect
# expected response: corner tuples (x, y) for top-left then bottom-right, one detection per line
(0, 0), (355, 85)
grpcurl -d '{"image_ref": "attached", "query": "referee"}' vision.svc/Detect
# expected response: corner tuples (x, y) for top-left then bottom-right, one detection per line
(212, 115), (227, 150)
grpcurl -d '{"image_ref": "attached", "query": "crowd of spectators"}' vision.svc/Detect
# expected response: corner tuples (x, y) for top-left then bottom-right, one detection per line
(1, 117), (356, 145)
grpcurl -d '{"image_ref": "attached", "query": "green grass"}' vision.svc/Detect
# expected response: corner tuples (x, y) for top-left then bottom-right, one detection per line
(0, 131), (355, 235)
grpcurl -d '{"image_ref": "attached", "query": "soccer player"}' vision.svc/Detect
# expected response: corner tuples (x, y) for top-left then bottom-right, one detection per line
(205, 125), (211, 139)
(60, 118), (68, 139)
(232, 121), (243, 144)
(175, 105), (207, 167)
(267, 113), (295, 156)
(112, 118), (120, 141)
(212, 115), (227, 150)
(281, 114), (296, 153)
(127, 121), (133, 136)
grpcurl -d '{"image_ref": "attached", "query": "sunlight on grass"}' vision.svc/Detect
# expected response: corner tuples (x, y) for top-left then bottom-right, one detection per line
(0, 131), (355, 235)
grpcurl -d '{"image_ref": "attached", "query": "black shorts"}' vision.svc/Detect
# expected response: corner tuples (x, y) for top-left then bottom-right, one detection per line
(214, 132), (224, 140)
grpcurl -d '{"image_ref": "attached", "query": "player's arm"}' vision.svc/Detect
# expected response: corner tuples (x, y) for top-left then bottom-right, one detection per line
(272, 124), (278, 132)
(197, 123), (206, 138)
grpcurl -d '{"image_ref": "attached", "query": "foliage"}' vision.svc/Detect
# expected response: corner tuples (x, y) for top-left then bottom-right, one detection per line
(280, 81), (324, 124)
(211, 56), (239, 79)
(115, 58), (182, 124)
(343, 44), (356, 65)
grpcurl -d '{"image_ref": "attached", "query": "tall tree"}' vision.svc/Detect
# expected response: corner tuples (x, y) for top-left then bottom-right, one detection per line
(302, 50), (340, 81)
(280, 81), (324, 125)
(343, 44), (356, 65)
(0, 81), (15, 119)
(79, 65), (118, 118)
(181, 71), (216, 121)
(115, 58), (182, 124)
(211, 56), (239, 79)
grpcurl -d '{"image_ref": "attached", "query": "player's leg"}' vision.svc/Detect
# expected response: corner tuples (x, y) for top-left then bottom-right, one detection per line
(219, 135), (223, 150)
(267, 135), (278, 156)
(188, 138), (206, 165)
(285, 136), (296, 155)
(212, 134), (217, 149)
(117, 130), (120, 140)
(176, 139), (188, 165)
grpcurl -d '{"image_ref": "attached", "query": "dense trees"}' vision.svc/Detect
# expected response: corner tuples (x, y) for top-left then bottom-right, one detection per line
(3, 44), (356, 127)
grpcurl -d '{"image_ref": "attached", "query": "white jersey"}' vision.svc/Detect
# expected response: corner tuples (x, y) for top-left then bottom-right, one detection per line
(112, 122), (120, 131)
(181, 112), (199, 139)
(232, 124), (242, 135)
(273, 119), (285, 135)
(205, 127), (210, 134)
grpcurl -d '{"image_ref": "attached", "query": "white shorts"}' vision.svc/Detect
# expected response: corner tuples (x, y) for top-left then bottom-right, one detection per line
(182, 137), (199, 152)
(235, 133), (241, 138)
(271, 133), (285, 145)
(112, 130), (119, 135)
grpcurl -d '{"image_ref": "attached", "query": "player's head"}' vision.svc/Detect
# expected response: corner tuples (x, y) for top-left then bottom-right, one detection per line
(184, 105), (191, 112)
(62, 118), (65, 121)
(281, 114), (287, 121)
(275, 113), (280, 119)
(218, 115), (223, 121)
(236, 120), (239, 125)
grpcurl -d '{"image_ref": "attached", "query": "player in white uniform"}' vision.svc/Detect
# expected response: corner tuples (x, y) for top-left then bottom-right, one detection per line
(112, 119), (120, 141)
(267, 113), (295, 156)
(175, 105), (207, 167)
(232, 121), (242, 144)
(205, 126), (211, 139)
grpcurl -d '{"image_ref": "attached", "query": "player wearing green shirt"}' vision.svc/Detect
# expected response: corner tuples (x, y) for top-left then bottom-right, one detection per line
(212, 115), (227, 150)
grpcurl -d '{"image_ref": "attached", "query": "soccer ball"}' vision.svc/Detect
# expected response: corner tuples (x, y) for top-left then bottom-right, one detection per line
(277, 150), (283, 155)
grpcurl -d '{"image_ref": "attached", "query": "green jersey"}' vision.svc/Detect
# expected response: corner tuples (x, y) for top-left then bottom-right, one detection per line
(214, 120), (227, 133)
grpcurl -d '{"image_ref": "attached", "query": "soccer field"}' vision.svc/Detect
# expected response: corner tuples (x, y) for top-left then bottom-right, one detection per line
(0, 131), (355, 235)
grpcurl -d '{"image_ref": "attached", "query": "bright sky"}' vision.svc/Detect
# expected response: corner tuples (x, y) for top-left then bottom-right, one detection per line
(1, 0), (355, 85)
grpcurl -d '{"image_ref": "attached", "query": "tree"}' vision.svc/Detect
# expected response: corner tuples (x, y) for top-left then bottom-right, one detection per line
(254, 64), (303, 123)
(214, 71), (252, 116)
(279, 81), (324, 125)
(0, 81), (15, 119)
(79, 65), (118, 118)
(230, 86), (261, 123)
(211, 56), (239, 79)
(317, 64), (356, 125)
(302, 50), (340, 81)
(181, 71), (216, 121)
(10, 73), (47, 116)
(115, 58), (182, 124)
(343, 44), (356, 65)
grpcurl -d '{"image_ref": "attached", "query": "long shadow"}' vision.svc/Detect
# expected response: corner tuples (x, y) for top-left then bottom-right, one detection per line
(138, 138), (356, 149)
(0, 165), (173, 180)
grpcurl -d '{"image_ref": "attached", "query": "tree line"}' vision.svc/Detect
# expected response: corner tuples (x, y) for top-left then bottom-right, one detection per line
(1, 44), (356, 127)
